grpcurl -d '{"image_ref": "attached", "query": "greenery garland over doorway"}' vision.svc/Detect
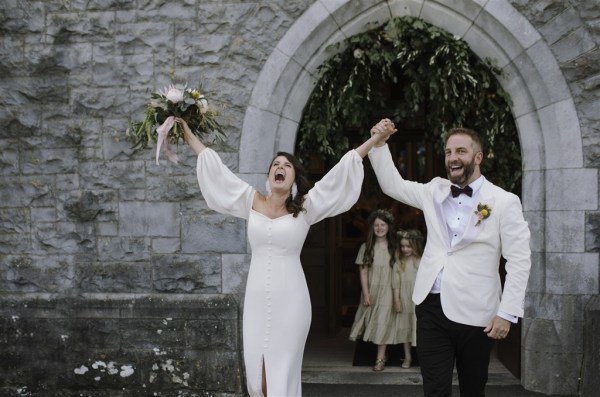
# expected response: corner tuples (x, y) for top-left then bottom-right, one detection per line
(296, 16), (522, 193)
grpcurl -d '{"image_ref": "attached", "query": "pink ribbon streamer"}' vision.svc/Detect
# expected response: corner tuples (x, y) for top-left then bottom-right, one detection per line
(155, 116), (180, 165)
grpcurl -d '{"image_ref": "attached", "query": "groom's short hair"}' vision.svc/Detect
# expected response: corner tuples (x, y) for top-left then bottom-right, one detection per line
(444, 128), (483, 153)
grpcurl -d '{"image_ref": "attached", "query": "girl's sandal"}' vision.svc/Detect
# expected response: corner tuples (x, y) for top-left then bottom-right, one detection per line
(372, 358), (386, 372)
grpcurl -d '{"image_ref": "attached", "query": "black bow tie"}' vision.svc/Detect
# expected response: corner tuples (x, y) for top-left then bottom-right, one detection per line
(450, 185), (473, 197)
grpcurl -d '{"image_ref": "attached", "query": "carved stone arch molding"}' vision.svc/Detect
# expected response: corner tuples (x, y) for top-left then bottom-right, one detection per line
(239, 1), (597, 394)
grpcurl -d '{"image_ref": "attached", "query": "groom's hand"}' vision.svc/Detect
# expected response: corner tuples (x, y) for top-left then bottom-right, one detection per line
(484, 316), (511, 339)
(370, 118), (397, 147)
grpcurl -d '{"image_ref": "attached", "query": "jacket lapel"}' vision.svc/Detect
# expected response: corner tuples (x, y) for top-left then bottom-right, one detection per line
(432, 180), (451, 248)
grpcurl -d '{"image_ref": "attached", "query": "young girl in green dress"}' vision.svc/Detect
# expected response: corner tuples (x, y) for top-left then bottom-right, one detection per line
(349, 209), (400, 371)
(393, 229), (424, 369)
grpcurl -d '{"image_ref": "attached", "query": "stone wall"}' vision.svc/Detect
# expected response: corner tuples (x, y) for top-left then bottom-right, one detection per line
(0, 0), (311, 395)
(1, 294), (241, 396)
(507, 1), (600, 395)
(0, 0), (599, 396)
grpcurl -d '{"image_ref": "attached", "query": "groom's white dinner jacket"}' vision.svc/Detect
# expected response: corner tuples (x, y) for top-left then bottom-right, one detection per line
(369, 145), (531, 327)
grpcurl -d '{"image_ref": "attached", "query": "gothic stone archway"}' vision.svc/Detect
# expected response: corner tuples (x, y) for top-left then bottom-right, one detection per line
(238, 1), (598, 394)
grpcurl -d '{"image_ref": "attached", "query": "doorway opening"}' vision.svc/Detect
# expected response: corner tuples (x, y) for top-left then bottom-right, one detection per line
(299, 120), (523, 379)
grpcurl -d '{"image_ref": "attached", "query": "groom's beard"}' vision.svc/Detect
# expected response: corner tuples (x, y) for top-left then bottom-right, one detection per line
(446, 155), (476, 186)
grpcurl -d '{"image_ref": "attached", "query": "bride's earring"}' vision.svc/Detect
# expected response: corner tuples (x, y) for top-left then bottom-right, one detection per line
(265, 180), (272, 196)
(291, 182), (298, 200)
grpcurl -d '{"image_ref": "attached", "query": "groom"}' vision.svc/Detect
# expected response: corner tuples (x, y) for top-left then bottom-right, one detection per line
(369, 120), (531, 397)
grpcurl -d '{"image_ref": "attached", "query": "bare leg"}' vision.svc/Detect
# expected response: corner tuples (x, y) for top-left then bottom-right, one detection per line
(402, 342), (412, 368)
(373, 344), (387, 371)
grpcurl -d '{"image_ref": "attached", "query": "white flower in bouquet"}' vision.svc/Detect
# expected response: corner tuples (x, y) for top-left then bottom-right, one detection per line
(126, 82), (226, 165)
(198, 98), (209, 114)
(164, 86), (184, 104)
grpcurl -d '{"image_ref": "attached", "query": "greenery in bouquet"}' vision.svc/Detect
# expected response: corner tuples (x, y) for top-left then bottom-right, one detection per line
(126, 84), (226, 164)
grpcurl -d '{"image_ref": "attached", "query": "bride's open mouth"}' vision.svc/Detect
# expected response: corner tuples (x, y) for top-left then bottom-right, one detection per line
(274, 170), (285, 183)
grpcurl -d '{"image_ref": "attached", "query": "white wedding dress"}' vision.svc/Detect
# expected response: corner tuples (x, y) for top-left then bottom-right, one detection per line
(196, 148), (364, 397)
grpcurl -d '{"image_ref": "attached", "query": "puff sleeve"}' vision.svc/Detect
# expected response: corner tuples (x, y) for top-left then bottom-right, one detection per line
(196, 148), (255, 220)
(304, 150), (364, 225)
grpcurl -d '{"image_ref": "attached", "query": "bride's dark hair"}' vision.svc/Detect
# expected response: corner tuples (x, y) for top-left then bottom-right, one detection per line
(268, 152), (312, 217)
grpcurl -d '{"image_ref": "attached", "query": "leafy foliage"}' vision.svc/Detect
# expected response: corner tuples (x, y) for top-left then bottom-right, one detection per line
(297, 16), (521, 193)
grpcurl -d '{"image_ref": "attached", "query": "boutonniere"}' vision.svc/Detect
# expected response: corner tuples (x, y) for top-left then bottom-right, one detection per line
(474, 203), (492, 226)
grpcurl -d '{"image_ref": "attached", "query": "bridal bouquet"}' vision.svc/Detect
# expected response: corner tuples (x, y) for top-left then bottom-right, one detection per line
(126, 84), (226, 164)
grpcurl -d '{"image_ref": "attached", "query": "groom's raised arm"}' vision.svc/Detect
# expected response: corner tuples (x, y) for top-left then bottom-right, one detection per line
(367, 119), (428, 209)
(368, 141), (426, 210)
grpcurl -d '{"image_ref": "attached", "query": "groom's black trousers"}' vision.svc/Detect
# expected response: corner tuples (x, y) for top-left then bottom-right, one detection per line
(416, 293), (494, 397)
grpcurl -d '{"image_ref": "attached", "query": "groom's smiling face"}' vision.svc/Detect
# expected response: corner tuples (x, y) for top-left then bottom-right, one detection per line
(444, 134), (482, 187)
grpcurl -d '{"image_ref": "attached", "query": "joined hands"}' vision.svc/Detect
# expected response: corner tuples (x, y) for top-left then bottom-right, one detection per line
(370, 118), (397, 147)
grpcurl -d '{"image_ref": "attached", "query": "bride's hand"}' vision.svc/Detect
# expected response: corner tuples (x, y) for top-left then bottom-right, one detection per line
(370, 118), (397, 146)
(176, 118), (206, 154)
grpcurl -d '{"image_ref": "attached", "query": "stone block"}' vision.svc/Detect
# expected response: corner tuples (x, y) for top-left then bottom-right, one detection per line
(152, 254), (221, 293)
(0, 208), (30, 233)
(276, 0), (338, 67)
(545, 168), (597, 211)
(524, 251), (544, 294)
(329, 1), (391, 39)
(22, 148), (79, 175)
(120, 318), (187, 349)
(521, 346), (581, 395)
(585, 211), (600, 252)
(387, 0), (425, 18)
(514, 111), (543, 170)
(97, 236), (152, 262)
(538, 6), (582, 45)
(118, 202), (179, 237)
(0, 176), (54, 207)
(280, 69), (317, 123)
(582, 295), (600, 397)
(146, 174), (199, 202)
(546, 252), (599, 294)
(186, 319), (238, 350)
(538, 99), (584, 170)
(80, 160), (145, 190)
(31, 221), (96, 255)
(484, 0), (542, 49)
(151, 238), (180, 253)
(521, 170), (544, 211)
(422, 0), (478, 38)
(77, 262), (153, 293)
(250, 48), (302, 115)
(239, 106), (279, 173)
(222, 254), (251, 295)
(97, 221), (118, 236)
(63, 190), (116, 222)
(182, 213), (246, 254)
(525, 292), (589, 323)
(526, 39), (573, 104)
(545, 210), (585, 252)
(464, 23), (512, 69)
(523, 211), (543, 254)
(0, 255), (74, 293)
(551, 26), (596, 63)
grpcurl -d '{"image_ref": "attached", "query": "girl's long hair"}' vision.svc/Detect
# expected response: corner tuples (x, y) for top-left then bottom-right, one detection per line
(268, 152), (312, 217)
(397, 229), (424, 272)
(362, 209), (397, 268)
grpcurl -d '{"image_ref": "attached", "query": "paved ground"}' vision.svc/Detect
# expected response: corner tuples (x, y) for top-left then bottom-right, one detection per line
(301, 328), (547, 396)
(302, 383), (547, 396)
